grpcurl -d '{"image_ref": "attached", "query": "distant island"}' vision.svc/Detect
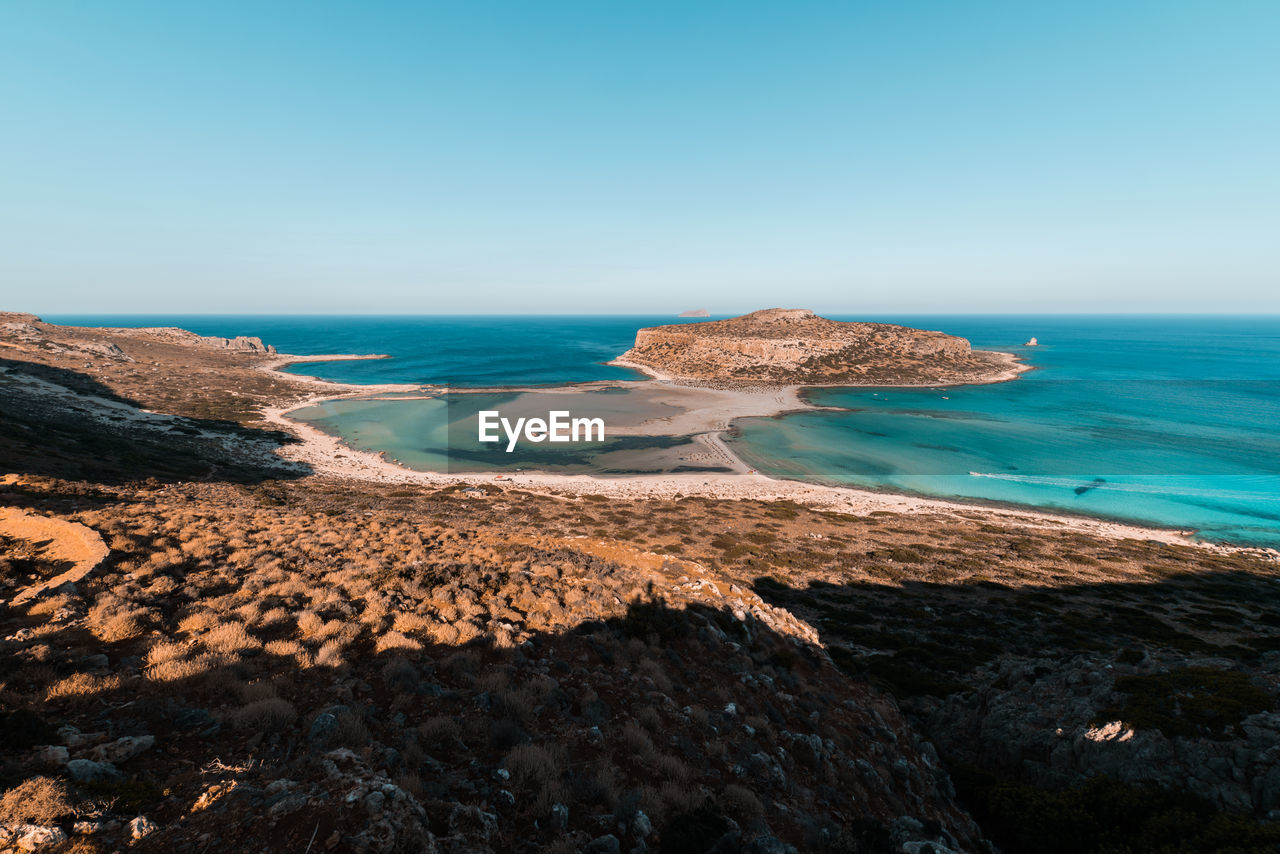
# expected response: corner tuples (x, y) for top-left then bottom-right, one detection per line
(614, 308), (1026, 386)
(678, 308), (710, 317)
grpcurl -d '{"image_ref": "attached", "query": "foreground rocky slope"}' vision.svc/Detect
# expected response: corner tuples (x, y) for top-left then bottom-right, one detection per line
(614, 309), (1023, 387)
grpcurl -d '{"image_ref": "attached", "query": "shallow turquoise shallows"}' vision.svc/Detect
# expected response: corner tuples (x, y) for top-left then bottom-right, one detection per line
(52, 314), (1280, 546)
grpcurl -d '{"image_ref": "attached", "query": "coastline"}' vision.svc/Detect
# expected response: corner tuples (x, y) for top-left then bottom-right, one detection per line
(263, 354), (1276, 558)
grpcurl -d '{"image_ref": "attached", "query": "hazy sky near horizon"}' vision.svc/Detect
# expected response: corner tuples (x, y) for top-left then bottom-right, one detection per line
(2, 1), (1278, 315)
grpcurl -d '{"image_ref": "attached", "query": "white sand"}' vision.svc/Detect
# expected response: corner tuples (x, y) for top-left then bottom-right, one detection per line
(261, 355), (1279, 559)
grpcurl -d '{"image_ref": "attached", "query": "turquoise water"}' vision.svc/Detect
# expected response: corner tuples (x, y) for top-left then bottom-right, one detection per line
(51, 314), (1280, 546)
(290, 392), (724, 476)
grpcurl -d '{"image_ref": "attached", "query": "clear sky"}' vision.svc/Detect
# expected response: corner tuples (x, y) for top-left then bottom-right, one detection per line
(2, 1), (1278, 314)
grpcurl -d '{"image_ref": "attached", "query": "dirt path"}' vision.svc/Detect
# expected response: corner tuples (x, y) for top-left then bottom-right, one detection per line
(1, 505), (109, 605)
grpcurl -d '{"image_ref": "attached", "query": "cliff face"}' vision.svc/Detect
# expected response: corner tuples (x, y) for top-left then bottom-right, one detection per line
(617, 308), (1019, 386)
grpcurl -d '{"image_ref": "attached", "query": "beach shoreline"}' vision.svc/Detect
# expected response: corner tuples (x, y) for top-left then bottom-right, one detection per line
(263, 354), (1276, 558)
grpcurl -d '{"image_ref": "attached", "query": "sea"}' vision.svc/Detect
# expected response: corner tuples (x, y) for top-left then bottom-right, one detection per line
(47, 314), (1280, 548)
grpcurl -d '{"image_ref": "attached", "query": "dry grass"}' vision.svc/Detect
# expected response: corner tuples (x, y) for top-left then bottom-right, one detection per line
(229, 697), (297, 732)
(46, 672), (123, 701)
(0, 776), (75, 824)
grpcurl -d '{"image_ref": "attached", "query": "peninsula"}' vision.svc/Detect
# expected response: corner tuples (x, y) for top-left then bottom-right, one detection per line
(614, 308), (1025, 386)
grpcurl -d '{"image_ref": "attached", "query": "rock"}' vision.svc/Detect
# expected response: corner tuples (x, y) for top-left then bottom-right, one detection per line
(743, 836), (794, 854)
(67, 758), (123, 783)
(173, 708), (216, 731)
(548, 802), (569, 831)
(91, 734), (154, 763)
(632, 810), (652, 838)
(30, 745), (68, 766)
(269, 793), (310, 818)
(678, 309), (710, 317)
(363, 791), (386, 815)
(584, 834), (621, 854)
(129, 816), (158, 840)
(448, 804), (498, 840)
(12, 824), (68, 851)
(308, 706), (349, 750)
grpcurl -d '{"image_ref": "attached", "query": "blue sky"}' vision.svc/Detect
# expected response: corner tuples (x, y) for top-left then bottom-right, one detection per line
(2, 1), (1277, 314)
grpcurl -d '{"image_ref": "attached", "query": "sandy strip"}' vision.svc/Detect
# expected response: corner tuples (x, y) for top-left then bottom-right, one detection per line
(1, 505), (110, 605)
(262, 356), (1277, 559)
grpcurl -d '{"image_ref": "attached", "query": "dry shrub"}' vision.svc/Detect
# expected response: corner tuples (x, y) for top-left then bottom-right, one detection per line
(46, 673), (122, 701)
(145, 640), (189, 667)
(87, 605), (147, 642)
(621, 721), (656, 758)
(26, 594), (72, 617)
(721, 783), (764, 819)
(177, 610), (221, 634)
(374, 630), (422, 653)
(505, 743), (560, 788)
(428, 622), (460, 645)
(229, 698), (297, 732)
(296, 610), (324, 637)
(258, 607), (292, 627)
(146, 653), (219, 684)
(418, 715), (463, 751)
(653, 753), (694, 785)
(315, 640), (347, 669)
(334, 709), (369, 747)
(0, 776), (74, 824)
(392, 611), (434, 634)
(203, 621), (261, 655)
(504, 743), (565, 813)
(638, 657), (674, 694)
(453, 621), (482, 644)
(636, 706), (663, 733)
(264, 639), (311, 667)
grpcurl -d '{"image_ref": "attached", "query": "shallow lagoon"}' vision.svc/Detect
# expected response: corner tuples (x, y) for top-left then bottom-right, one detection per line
(291, 390), (731, 475)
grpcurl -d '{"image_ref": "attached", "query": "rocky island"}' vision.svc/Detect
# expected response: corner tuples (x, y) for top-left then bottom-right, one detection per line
(615, 308), (1025, 386)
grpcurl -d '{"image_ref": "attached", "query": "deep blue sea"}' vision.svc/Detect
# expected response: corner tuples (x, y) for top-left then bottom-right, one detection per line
(49, 314), (1280, 547)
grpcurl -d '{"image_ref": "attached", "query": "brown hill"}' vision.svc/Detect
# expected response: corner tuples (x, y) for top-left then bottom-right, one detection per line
(616, 308), (1024, 386)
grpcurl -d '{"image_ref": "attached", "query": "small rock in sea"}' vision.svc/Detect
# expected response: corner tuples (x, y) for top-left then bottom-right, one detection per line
(548, 802), (569, 831)
(631, 810), (653, 838)
(129, 816), (158, 840)
(91, 734), (155, 764)
(67, 758), (123, 783)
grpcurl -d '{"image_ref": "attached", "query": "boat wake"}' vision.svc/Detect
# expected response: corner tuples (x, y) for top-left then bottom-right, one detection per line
(967, 472), (1280, 502)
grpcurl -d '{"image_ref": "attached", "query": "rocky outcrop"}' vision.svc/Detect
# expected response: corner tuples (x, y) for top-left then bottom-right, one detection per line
(616, 308), (1022, 386)
(118, 327), (278, 355)
(922, 652), (1280, 818)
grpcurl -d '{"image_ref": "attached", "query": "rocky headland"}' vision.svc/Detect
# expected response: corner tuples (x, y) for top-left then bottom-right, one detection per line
(614, 308), (1025, 387)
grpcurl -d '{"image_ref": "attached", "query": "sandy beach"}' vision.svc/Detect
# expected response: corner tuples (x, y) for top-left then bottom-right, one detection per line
(262, 354), (1276, 558)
